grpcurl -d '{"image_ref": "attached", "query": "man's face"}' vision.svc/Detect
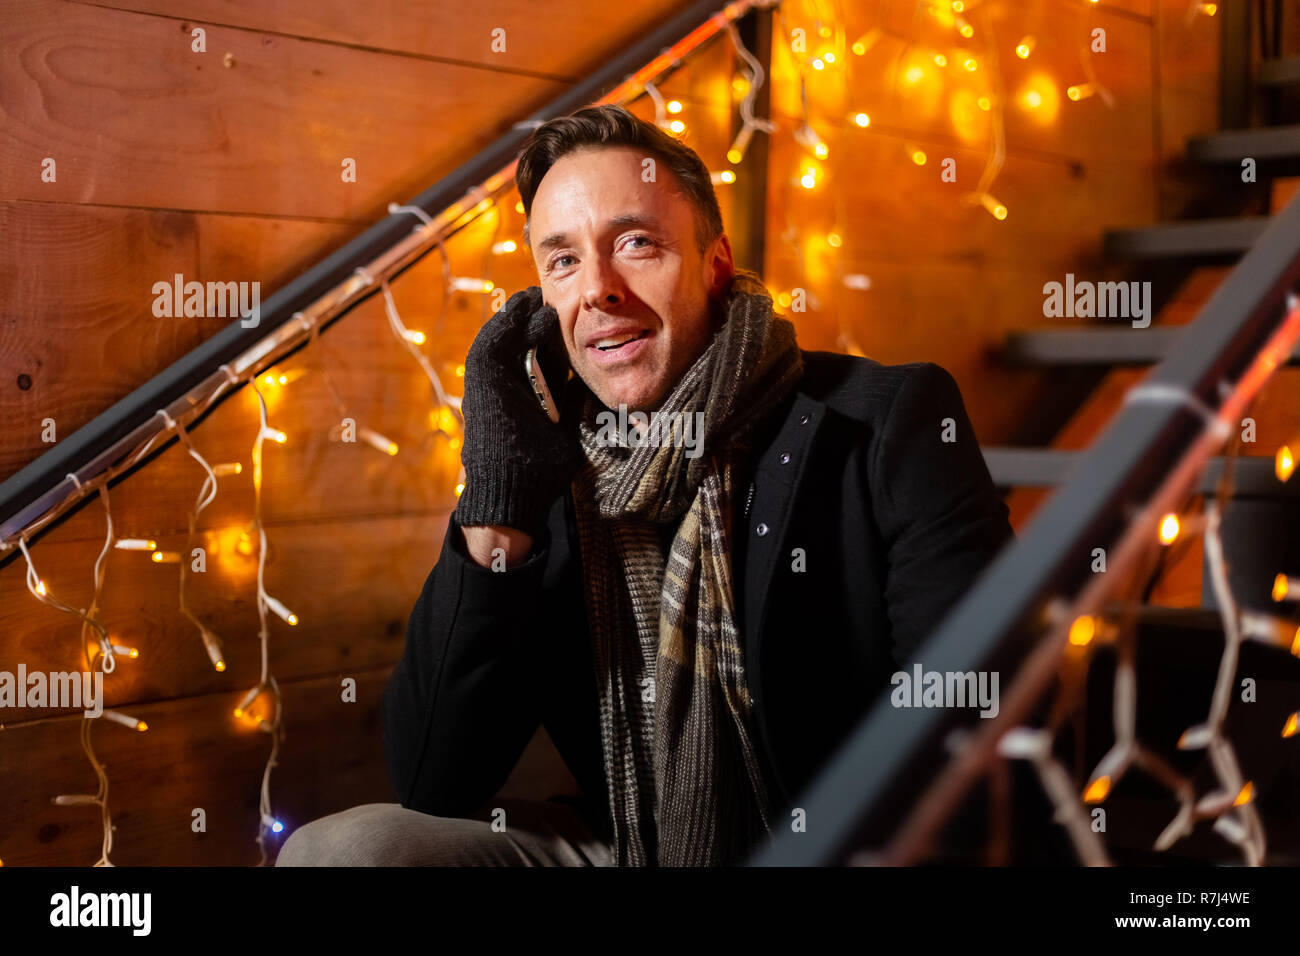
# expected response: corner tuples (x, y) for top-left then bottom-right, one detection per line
(528, 145), (733, 412)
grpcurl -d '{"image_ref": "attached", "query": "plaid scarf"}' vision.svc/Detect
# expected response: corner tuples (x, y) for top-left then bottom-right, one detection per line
(570, 268), (803, 866)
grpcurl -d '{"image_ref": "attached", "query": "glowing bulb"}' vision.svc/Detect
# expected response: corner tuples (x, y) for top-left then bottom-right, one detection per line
(1276, 445), (1295, 481)
(727, 148), (743, 164)
(455, 363), (465, 378)
(669, 119), (685, 134)
(1199, 1), (1217, 14)
(1292, 627), (1300, 657)
(265, 595), (298, 627)
(1274, 573), (1290, 602)
(732, 74), (749, 92)
(814, 142), (829, 159)
(854, 112), (870, 127)
(911, 149), (928, 166)
(666, 100), (682, 114)
(980, 194), (1008, 220)
(958, 21), (974, 39)
(272, 820), (284, 833)
(1024, 90), (1043, 109)
(904, 65), (925, 84)
(150, 551), (181, 563)
(963, 57), (978, 72)
(233, 707), (243, 718)
(823, 52), (835, 64)
(1158, 513), (1180, 545)
(236, 532), (254, 556)
(827, 233), (842, 248)
(933, 53), (947, 67)
(812, 58), (825, 70)
(514, 200), (524, 214)
(264, 374), (275, 387)
(1016, 37), (1036, 59)
(491, 240), (517, 254)
(1083, 776), (1110, 803)
(951, 0), (964, 10)
(1283, 712), (1298, 738)
(215, 660), (226, 672)
(35, 580), (47, 596)
(212, 462), (242, 476)
(1233, 782), (1254, 806)
(1068, 615), (1096, 646)
(1067, 83), (1095, 101)
(977, 96), (991, 111)
(800, 171), (817, 189)
(136, 721), (148, 732)
(454, 482), (465, 497)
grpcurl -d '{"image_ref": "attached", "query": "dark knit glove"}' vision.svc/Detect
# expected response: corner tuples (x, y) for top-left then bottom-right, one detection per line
(454, 286), (582, 537)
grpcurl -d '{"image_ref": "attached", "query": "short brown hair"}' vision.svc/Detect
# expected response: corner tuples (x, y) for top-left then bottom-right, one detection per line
(515, 104), (724, 256)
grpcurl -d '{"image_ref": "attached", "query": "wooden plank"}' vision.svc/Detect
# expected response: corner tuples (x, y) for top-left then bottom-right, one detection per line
(1272, 177), (1300, 213)
(0, 510), (451, 722)
(1155, 0), (1220, 219)
(0, 668), (394, 865)
(109, 0), (695, 76)
(0, 201), (357, 482)
(0, 669), (580, 866)
(0, 0), (566, 218)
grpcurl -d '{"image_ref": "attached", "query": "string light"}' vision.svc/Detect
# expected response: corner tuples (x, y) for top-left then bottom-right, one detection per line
(1016, 36), (1036, 58)
(114, 538), (157, 551)
(723, 18), (777, 165)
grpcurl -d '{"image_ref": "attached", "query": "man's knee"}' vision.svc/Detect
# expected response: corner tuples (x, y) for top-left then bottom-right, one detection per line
(276, 803), (415, 866)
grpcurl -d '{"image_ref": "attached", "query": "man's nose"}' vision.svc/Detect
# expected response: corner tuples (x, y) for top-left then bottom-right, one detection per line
(579, 256), (625, 310)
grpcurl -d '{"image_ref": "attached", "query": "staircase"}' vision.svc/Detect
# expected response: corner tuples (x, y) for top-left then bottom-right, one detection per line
(976, 24), (1300, 863)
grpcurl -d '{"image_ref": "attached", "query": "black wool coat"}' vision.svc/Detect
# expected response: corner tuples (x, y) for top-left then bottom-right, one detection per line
(381, 349), (1016, 847)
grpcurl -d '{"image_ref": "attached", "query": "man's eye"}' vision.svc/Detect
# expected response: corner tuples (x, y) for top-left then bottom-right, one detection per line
(627, 235), (655, 250)
(552, 254), (576, 269)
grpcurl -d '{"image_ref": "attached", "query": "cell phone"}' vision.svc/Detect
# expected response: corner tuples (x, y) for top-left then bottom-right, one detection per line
(524, 346), (561, 423)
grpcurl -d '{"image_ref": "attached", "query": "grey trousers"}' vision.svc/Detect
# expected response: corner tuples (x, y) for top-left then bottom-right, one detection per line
(275, 797), (614, 866)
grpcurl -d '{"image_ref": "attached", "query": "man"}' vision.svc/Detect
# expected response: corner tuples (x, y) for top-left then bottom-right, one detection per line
(278, 104), (1014, 867)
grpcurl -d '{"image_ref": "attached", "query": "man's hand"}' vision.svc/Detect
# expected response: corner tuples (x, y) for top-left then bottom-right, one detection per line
(454, 287), (583, 560)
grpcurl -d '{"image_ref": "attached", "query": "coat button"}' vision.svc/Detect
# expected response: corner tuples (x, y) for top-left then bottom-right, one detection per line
(798, 413), (810, 426)
(756, 522), (769, 536)
(779, 452), (791, 465)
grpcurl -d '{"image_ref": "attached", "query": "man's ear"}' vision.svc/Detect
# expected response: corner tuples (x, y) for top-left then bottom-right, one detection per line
(706, 233), (735, 298)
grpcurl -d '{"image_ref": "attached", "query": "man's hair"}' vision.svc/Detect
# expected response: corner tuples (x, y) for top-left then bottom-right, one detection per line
(515, 104), (724, 256)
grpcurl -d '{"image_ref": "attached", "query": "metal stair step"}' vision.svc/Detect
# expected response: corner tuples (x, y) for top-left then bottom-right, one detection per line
(1103, 217), (1270, 259)
(1004, 327), (1184, 365)
(1187, 124), (1300, 163)
(1259, 57), (1300, 88)
(983, 446), (1300, 497)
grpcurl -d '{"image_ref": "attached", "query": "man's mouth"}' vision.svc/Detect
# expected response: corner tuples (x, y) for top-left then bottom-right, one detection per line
(591, 330), (649, 352)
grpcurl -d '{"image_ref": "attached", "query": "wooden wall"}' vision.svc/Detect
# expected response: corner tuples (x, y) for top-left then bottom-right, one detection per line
(0, 0), (1228, 864)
